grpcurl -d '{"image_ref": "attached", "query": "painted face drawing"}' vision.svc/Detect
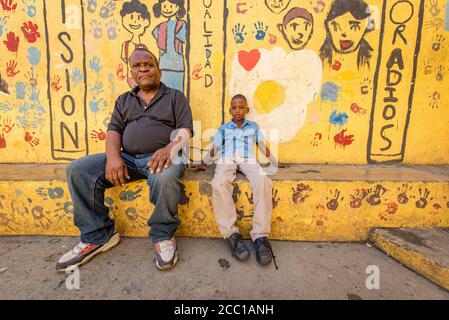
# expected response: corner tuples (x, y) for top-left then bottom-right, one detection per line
(320, 0), (374, 68)
(120, 0), (151, 88)
(278, 7), (313, 50)
(265, 0), (291, 14)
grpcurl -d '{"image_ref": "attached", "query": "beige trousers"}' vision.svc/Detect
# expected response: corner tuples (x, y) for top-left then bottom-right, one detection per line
(211, 158), (272, 241)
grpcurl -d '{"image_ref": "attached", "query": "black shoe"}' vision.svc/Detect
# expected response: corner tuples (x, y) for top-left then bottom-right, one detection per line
(227, 233), (250, 262)
(253, 237), (273, 266)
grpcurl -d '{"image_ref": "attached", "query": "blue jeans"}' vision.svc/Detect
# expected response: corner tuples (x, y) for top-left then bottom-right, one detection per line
(66, 152), (186, 245)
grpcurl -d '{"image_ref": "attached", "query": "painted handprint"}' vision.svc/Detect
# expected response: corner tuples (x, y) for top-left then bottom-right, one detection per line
(51, 75), (62, 92)
(24, 131), (39, 147)
(0, 0), (17, 12)
(71, 67), (83, 85)
(326, 189), (342, 211)
(3, 31), (19, 53)
(232, 23), (246, 44)
(90, 128), (106, 142)
(0, 16), (7, 37)
(106, 18), (118, 40)
(0, 133), (5, 148)
(415, 188), (431, 209)
(254, 21), (268, 41)
(89, 56), (102, 73)
(21, 21), (40, 43)
(15, 81), (26, 99)
(367, 184), (387, 206)
(89, 81), (104, 95)
(89, 19), (102, 39)
(191, 63), (203, 80)
(1, 117), (14, 134)
(6, 59), (19, 77)
(119, 186), (143, 202)
(86, 0), (97, 13)
(99, 0), (115, 19)
(116, 63), (125, 81)
(89, 96), (106, 112)
(21, 0), (36, 18)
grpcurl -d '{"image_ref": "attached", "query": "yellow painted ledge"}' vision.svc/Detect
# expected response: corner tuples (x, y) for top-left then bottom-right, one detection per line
(369, 228), (449, 291)
(1, 177), (449, 241)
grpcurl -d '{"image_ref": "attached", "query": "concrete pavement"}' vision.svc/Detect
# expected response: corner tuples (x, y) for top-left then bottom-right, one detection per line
(0, 236), (448, 299)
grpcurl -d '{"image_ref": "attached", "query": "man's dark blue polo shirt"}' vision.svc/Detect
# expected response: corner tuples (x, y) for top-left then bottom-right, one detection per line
(107, 82), (193, 155)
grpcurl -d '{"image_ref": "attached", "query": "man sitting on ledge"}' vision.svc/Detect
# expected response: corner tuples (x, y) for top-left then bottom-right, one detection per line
(55, 47), (193, 272)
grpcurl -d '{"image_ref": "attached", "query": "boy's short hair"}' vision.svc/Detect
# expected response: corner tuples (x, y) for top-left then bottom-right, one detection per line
(231, 94), (247, 103)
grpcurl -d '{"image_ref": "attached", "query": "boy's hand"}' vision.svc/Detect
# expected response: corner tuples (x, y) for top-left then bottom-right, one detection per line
(190, 161), (207, 171)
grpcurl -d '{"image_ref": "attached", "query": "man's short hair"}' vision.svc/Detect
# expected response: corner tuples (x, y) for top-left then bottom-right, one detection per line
(231, 94), (247, 103)
(129, 47), (159, 66)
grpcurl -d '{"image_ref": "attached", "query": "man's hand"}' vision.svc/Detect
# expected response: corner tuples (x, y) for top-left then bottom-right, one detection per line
(106, 155), (130, 186)
(147, 145), (173, 174)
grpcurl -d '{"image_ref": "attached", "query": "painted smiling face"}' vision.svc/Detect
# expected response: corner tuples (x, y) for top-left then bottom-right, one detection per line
(279, 16), (313, 50)
(122, 12), (150, 35)
(265, 0), (291, 14)
(327, 12), (368, 53)
(161, 0), (180, 18)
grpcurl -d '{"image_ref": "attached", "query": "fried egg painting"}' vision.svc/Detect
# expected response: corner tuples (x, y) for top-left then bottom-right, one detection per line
(229, 47), (322, 142)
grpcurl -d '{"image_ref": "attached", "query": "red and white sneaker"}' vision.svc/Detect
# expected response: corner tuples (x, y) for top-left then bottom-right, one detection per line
(55, 232), (120, 272)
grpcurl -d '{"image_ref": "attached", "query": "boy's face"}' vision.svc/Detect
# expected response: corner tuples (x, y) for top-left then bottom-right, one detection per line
(122, 12), (150, 36)
(229, 98), (248, 122)
(280, 16), (313, 50)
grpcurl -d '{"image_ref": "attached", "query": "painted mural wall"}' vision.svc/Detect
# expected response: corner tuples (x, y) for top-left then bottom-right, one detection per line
(0, 0), (448, 164)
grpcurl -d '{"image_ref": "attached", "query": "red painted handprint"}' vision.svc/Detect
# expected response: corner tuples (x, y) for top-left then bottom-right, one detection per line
(3, 31), (19, 53)
(24, 131), (39, 147)
(0, 0), (17, 12)
(6, 59), (19, 77)
(51, 75), (62, 92)
(116, 63), (125, 81)
(0, 133), (6, 148)
(21, 21), (40, 43)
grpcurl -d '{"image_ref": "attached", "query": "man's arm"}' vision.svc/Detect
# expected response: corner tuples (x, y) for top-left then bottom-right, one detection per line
(105, 131), (130, 186)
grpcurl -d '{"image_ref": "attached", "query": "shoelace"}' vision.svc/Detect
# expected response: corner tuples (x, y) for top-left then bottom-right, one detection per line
(259, 238), (278, 270)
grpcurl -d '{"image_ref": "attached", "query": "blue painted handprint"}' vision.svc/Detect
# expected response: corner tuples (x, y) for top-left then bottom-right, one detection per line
(254, 21), (268, 41)
(232, 23), (246, 44)
(99, 0), (116, 19)
(21, 0), (36, 18)
(16, 82), (27, 100)
(71, 68), (84, 86)
(86, 0), (97, 13)
(89, 97), (106, 113)
(89, 56), (102, 73)
(0, 16), (7, 37)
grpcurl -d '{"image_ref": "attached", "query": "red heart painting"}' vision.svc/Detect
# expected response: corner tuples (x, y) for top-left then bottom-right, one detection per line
(238, 49), (261, 71)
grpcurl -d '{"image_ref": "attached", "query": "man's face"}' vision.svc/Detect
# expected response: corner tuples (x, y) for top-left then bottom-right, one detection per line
(129, 51), (161, 89)
(122, 12), (150, 35)
(161, 0), (180, 18)
(327, 12), (368, 53)
(265, 0), (291, 14)
(280, 16), (313, 50)
(229, 98), (248, 122)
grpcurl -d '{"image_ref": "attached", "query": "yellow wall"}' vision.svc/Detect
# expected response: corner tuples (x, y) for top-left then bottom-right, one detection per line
(0, 0), (448, 164)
